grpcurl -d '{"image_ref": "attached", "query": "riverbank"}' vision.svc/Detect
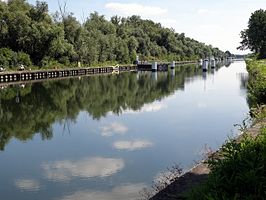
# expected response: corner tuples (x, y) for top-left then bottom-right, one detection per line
(150, 118), (266, 200)
(0, 61), (199, 86)
(0, 65), (137, 86)
(0, 60), (197, 72)
(246, 59), (266, 108)
(150, 59), (266, 200)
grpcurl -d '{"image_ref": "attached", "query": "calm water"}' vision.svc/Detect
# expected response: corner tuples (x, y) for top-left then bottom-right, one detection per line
(0, 61), (249, 200)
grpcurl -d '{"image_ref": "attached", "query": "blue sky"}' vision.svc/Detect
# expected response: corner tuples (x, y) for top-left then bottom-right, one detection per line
(26, 0), (265, 54)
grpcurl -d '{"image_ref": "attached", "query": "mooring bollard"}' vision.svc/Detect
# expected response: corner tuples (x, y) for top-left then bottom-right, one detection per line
(152, 61), (157, 72)
(136, 55), (139, 64)
(202, 59), (208, 72)
(211, 58), (216, 68)
(199, 59), (203, 66)
(171, 61), (175, 69)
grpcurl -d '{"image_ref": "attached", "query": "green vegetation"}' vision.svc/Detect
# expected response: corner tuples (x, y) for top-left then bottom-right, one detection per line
(187, 127), (266, 200)
(246, 60), (266, 109)
(0, 0), (224, 70)
(239, 9), (266, 59)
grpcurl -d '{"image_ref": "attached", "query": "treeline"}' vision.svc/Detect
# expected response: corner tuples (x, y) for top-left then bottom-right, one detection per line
(0, 0), (224, 69)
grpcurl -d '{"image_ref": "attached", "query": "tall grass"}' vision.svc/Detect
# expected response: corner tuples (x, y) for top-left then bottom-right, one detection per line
(246, 59), (266, 108)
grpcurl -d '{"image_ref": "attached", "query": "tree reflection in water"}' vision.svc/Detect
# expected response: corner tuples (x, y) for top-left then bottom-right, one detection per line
(0, 65), (206, 151)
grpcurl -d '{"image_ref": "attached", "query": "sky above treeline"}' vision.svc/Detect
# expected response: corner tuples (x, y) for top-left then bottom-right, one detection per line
(23, 0), (266, 54)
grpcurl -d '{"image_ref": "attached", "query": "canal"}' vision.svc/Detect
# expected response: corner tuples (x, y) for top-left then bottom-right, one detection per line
(0, 61), (249, 200)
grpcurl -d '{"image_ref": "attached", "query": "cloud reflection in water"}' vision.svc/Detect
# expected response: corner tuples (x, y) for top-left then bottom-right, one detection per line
(113, 139), (153, 151)
(59, 183), (146, 200)
(100, 122), (128, 137)
(106, 102), (167, 116)
(42, 157), (125, 182)
(123, 102), (167, 114)
(14, 179), (41, 192)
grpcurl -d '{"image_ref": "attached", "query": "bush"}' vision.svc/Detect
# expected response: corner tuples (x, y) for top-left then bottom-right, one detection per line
(17, 52), (32, 66)
(0, 48), (32, 69)
(40, 57), (65, 69)
(0, 48), (15, 67)
(246, 60), (266, 107)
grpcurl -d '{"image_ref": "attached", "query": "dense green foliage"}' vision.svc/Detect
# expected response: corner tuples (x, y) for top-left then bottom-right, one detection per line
(0, 48), (32, 67)
(246, 60), (266, 108)
(188, 127), (266, 200)
(239, 9), (266, 59)
(0, 65), (207, 150)
(0, 0), (224, 69)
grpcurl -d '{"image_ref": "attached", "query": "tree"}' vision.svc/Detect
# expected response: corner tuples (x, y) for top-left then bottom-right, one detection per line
(238, 9), (266, 59)
(0, 0), (225, 67)
(225, 50), (232, 57)
(29, 1), (49, 22)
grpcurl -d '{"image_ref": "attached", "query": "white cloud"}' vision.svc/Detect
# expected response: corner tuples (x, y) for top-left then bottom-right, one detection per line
(197, 9), (218, 15)
(100, 122), (128, 137)
(42, 157), (125, 182)
(199, 24), (225, 32)
(59, 183), (146, 200)
(113, 139), (153, 151)
(14, 179), (40, 192)
(159, 18), (178, 28)
(197, 9), (209, 15)
(188, 23), (228, 51)
(105, 3), (167, 18)
(105, 2), (175, 29)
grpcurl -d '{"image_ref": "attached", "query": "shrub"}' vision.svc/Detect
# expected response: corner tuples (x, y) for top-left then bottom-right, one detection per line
(0, 48), (15, 68)
(246, 60), (266, 107)
(17, 52), (32, 66)
(0, 48), (32, 69)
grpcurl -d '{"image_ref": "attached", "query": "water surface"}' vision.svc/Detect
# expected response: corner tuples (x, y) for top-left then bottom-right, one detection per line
(0, 61), (249, 200)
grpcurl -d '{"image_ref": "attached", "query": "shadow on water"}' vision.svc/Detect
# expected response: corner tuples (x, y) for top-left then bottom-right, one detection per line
(147, 172), (208, 200)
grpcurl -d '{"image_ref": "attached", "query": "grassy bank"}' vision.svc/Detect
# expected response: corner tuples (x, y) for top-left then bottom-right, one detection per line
(186, 60), (266, 200)
(246, 59), (266, 109)
(187, 125), (266, 200)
